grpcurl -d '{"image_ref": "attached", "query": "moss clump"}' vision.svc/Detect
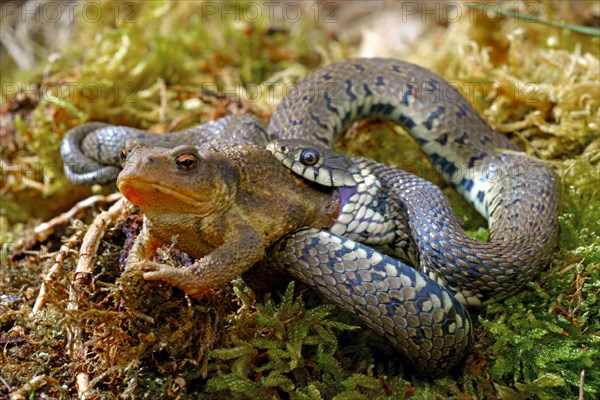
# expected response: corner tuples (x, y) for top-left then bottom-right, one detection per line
(206, 281), (369, 399)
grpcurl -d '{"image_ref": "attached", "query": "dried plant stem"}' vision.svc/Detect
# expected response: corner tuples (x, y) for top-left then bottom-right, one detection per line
(579, 369), (585, 400)
(72, 195), (128, 288)
(30, 229), (85, 315)
(65, 195), (130, 399)
(30, 193), (124, 315)
(33, 193), (123, 243)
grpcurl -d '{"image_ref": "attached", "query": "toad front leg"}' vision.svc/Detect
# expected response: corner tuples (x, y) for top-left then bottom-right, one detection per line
(130, 220), (266, 297)
(125, 218), (164, 265)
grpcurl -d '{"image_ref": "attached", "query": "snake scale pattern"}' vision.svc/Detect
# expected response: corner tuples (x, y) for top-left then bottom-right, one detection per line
(61, 58), (560, 375)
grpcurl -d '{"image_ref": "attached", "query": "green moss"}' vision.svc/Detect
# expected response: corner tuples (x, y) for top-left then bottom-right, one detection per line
(206, 281), (371, 399)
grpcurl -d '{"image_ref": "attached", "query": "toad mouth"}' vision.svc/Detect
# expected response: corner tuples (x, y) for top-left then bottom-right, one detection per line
(118, 177), (210, 207)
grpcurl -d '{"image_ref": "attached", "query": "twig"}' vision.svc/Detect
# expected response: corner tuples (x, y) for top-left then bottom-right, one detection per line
(73, 196), (128, 289)
(579, 369), (585, 400)
(76, 372), (91, 400)
(9, 193), (124, 262)
(465, 3), (600, 37)
(29, 193), (124, 315)
(67, 196), (129, 362)
(0, 373), (11, 392)
(7, 375), (57, 400)
(30, 227), (86, 316)
(33, 193), (123, 243)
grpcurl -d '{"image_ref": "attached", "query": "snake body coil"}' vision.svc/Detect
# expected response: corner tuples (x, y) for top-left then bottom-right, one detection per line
(61, 58), (559, 375)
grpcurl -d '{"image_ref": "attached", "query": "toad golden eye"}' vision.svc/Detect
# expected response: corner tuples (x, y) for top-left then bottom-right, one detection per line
(299, 148), (319, 166)
(119, 147), (127, 166)
(175, 153), (199, 171)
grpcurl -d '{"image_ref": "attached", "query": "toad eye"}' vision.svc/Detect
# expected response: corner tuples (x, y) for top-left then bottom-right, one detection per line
(175, 153), (199, 171)
(119, 147), (127, 166)
(299, 148), (319, 166)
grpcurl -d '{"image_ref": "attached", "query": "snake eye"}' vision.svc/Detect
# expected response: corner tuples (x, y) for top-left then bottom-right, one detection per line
(299, 148), (319, 166)
(175, 153), (199, 171)
(119, 147), (127, 166)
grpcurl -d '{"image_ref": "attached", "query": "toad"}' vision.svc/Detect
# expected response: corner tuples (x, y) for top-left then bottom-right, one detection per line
(117, 140), (338, 297)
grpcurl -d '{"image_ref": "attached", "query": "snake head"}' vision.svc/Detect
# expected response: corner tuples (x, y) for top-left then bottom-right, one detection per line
(267, 139), (362, 187)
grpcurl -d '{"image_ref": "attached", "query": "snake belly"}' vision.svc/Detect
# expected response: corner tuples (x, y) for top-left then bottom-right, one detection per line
(60, 58), (560, 375)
